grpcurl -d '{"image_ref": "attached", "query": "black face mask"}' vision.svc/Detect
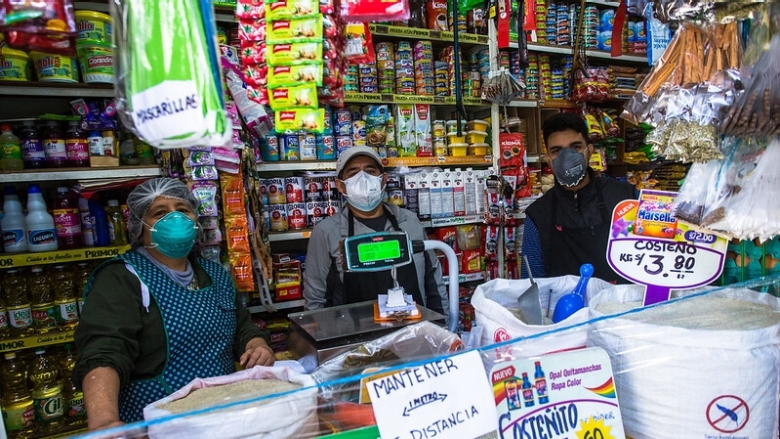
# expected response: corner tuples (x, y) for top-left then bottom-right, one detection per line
(553, 148), (587, 187)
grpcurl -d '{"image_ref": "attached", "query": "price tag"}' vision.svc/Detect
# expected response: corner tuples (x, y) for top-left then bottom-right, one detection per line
(368, 350), (497, 439)
(606, 190), (728, 306)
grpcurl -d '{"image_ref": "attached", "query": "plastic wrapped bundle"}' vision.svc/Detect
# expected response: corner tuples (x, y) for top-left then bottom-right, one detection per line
(112, 0), (231, 148)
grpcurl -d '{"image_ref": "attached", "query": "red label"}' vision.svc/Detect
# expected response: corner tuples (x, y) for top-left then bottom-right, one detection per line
(274, 66), (291, 73)
(491, 366), (516, 383)
(273, 89), (289, 99)
(273, 44), (292, 53)
(53, 209), (81, 237)
(279, 111), (297, 121)
(87, 56), (112, 68)
(273, 21), (291, 30)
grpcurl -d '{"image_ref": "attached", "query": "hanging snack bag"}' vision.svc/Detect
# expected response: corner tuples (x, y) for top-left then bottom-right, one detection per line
(265, 0), (319, 20)
(266, 15), (323, 44)
(268, 83), (319, 110)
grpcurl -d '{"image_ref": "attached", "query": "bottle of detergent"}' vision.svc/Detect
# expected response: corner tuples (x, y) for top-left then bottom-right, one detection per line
(26, 184), (58, 252)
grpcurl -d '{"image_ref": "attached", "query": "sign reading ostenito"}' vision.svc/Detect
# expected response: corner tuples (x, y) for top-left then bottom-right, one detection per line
(606, 190), (728, 305)
(368, 350), (498, 439)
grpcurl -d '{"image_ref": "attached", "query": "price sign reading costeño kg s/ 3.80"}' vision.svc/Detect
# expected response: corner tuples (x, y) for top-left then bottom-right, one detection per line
(606, 190), (728, 306)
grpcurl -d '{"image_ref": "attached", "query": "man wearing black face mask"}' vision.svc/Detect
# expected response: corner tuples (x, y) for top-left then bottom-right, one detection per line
(303, 146), (447, 316)
(521, 113), (636, 283)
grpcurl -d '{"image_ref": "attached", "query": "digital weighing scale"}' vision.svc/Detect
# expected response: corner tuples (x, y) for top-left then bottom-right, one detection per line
(288, 232), (461, 371)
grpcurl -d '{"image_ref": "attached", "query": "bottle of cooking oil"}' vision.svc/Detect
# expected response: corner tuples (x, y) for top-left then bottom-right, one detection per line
(3, 269), (34, 337)
(29, 267), (57, 334)
(28, 348), (64, 433)
(0, 287), (9, 340)
(58, 343), (86, 427)
(52, 266), (79, 329)
(74, 262), (93, 316)
(1, 352), (35, 438)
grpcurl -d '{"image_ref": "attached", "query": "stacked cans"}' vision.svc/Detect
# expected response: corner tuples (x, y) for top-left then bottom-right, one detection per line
(540, 55), (552, 100)
(359, 62), (378, 93)
(525, 54), (539, 99)
(583, 5), (599, 49)
(535, 0), (547, 42)
(262, 177), (288, 231)
(545, 2), (558, 45)
(477, 48), (490, 89)
(345, 64), (358, 92)
(413, 41), (435, 96)
(434, 61), (449, 96)
(376, 42), (395, 94)
(285, 176), (307, 230)
(433, 120), (447, 156)
(555, 3), (572, 46)
(304, 175), (340, 228)
(395, 41), (415, 95)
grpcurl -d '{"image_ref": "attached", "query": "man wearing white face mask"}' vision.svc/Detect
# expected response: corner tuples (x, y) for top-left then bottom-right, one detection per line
(303, 146), (447, 317)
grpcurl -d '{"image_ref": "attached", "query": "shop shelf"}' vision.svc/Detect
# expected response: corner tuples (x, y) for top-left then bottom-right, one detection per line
(420, 213), (484, 228)
(0, 245), (132, 269)
(0, 81), (114, 98)
(539, 99), (580, 109)
(247, 299), (305, 314)
(508, 41), (576, 55)
(257, 161), (337, 172)
(267, 229), (313, 242)
(586, 0), (620, 7)
(368, 24), (489, 46)
(507, 99), (539, 108)
(1, 165), (161, 183)
(443, 272), (484, 285)
(585, 49), (647, 63)
(343, 92), (489, 107)
(382, 156), (492, 168)
(0, 329), (75, 353)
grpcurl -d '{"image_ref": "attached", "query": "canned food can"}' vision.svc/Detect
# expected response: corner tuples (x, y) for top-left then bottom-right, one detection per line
(268, 204), (288, 231)
(434, 137), (447, 156)
(286, 203), (307, 230)
(306, 201), (328, 227)
(257, 179), (269, 205)
(360, 85), (379, 93)
(432, 120), (446, 137)
(322, 177), (338, 200)
(304, 177), (323, 201)
(266, 178), (286, 205)
(285, 176), (305, 203)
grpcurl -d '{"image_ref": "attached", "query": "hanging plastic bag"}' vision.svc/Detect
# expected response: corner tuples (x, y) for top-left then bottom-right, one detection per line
(112, 0), (232, 149)
(0, 0), (77, 55)
(671, 160), (720, 225)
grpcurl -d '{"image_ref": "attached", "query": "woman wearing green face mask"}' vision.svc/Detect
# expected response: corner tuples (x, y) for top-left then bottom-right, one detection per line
(74, 178), (274, 431)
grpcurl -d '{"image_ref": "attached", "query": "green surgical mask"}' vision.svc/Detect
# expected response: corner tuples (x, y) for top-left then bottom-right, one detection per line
(145, 211), (198, 258)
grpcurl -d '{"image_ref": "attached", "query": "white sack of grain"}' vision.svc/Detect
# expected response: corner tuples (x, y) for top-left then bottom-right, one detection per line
(470, 276), (611, 356)
(144, 365), (318, 439)
(588, 285), (780, 439)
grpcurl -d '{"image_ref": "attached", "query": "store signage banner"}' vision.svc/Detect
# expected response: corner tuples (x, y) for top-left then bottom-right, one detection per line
(368, 350), (498, 439)
(606, 189), (728, 305)
(492, 347), (625, 439)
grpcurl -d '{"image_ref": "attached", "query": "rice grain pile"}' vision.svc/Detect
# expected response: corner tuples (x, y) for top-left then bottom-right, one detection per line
(160, 379), (302, 414)
(595, 295), (780, 330)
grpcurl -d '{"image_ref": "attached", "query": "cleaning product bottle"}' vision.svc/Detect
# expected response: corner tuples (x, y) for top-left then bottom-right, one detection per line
(88, 199), (110, 246)
(28, 348), (64, 433)
(64, 121), (90, 167)
(43, 121), (67, 168)
(2, 186), (28, 253)
(29, 267), (56, 334)
(26, 184), (58, 252)
(78, 196), (95, 247)
(1, 352), (35, 438)
(53, 187), (83, 250)
(106, 199), (128, 246)
(3, 269), (34, 337)
(52, 265), (79, 329)
(0, 124), (24, 171)
(87, 130), (103, 157)
(20, 121), (45, 169)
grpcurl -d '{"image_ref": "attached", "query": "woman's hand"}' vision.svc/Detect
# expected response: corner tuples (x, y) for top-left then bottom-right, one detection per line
(240, 338), (276, 368)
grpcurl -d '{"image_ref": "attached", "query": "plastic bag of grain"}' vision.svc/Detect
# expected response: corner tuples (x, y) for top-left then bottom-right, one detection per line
(471, 276), (612, 356)
(588, 285), (780, 439)
(144, 365), (318, 439)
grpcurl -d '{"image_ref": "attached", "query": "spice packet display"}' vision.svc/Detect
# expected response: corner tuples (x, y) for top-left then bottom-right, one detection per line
(268, 83), (319, 110)
(275, 108), (326, 133)
(266, 15), (323, 44)
(221, 173), (247, 217)
(225, 216), (252, 253)
(621, 21), (743, 162)
(265, 0), (319, 21)
(230, 252), (256, 292)
(266, 42), (323, 66)
(191, 181), (220, 217)
(267, 64), (324, 88)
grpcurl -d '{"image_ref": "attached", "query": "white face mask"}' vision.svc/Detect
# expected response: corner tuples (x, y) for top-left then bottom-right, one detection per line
(342, 171), (384, 212)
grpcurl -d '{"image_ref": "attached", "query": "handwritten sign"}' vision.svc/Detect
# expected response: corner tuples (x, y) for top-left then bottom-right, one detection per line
(606, 190), (728, 306)
(368, 351), (497, 439)
(493, 347), (625, 439)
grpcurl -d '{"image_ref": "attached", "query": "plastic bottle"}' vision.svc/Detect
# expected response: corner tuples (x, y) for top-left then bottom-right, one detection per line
(28, 348), (64, 433)
(52, 265), (79, 329)
(101, 130), (117, 156)
(20, 121), (46, 169)
(29, 267), (57, 334)
(3, 269), (34, 337)
(134, 136), (156, 165)
(42, 121), (67, 168)
(1, 352), (35, 438)
(106, 199), (128, 246)
(0, 124), (24, 171)
(0, 290), (8, 339)
(26, 184), (58, 252)
(58, 343), (86, 427)
(78, 196), (95, 247)
(521, 372), (535, 407)
(74, 262), (93, 315)
(119, 134), (139, 166)
(89, 199), (110, 246)
(87, 130), (102, 157)
(53, 187), (83, 250)
(64, 121), (90, 167)
(2, 186), (28, 253)
(534, 361), (549, 404)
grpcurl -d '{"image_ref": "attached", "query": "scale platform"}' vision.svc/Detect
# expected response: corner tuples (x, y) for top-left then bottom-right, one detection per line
(287, 300), (446, 372)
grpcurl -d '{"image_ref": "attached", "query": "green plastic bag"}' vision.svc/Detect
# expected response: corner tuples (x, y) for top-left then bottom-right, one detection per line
(113, 0), (231, 148)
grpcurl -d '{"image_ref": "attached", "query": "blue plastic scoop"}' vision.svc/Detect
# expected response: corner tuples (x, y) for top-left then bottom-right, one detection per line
(552, 263), (594, 323)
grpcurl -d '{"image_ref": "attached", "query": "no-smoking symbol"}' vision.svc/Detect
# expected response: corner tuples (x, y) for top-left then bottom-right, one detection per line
(706, 395), (749, 433)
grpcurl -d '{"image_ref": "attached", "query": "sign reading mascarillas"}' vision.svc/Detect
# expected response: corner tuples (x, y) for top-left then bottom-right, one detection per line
(492, 348), (625, 439)
(368, 350), (498, 439)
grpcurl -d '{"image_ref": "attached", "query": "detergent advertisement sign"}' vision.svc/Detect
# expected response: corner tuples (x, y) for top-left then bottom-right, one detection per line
(606, 189), (728, 306)
(492, 347), (625, 439)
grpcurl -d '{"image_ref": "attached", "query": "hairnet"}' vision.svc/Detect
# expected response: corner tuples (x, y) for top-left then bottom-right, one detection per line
(126, 178), (199, 246)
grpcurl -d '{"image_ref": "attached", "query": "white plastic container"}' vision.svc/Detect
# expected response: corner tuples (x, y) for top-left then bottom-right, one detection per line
(26, 184), (58, 252)
(2, 186), (28, 253)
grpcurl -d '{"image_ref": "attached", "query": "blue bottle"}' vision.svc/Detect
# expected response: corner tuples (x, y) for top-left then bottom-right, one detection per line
(521, 373), (535, 408)
(534, 361), (549, 404)
(89, 199), (111, 246)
